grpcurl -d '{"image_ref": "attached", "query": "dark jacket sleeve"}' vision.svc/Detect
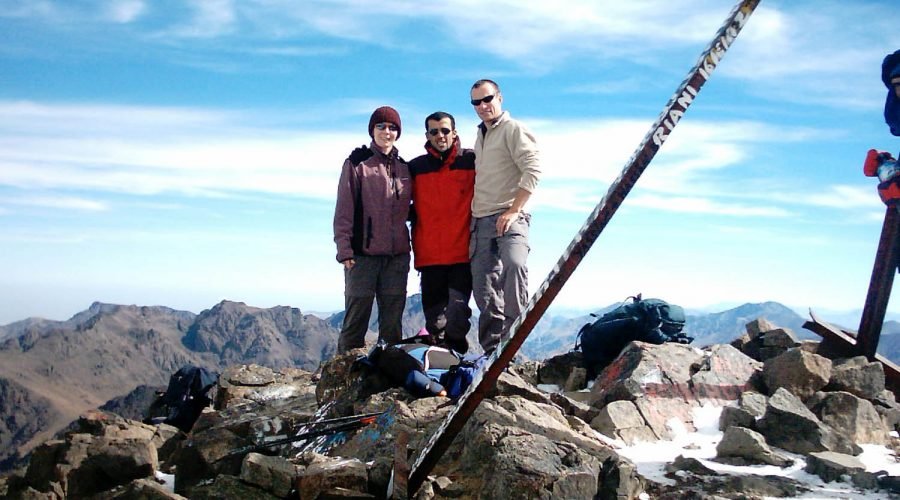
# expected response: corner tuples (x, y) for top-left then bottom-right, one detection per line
(333, 157), (357, 263)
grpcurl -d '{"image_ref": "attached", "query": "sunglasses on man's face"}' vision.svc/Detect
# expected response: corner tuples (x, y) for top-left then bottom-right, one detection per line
(374, 123), (399, 132)
(428, 127), (452, 137)
(470, 94), (496, 106)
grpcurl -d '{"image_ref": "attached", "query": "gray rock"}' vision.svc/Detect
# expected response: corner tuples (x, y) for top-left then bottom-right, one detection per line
(827, 356), (886, 400)
(297, 457), (369, 500)
(730, 332), (752, 358)
(447, 395), (639, 499)
(511, 360), (540, 386)
(564, 367), (588, 392)
(590, 400), (657, 444)
(225, 364), (276, 387)
(690, 344), (762, 401)
(494, 370), (554, 405)
(719, 405), (756, 431)
(738, 391), (768, 417)
(665, 455), (719, 476)
(591, 342), (705, 406)
(804, 451), (866, 483)
(590, 342), (761, 442)
(758, 328), (800, 361)
(170, 424), (248, 495)
(538, 351), (585, 387)
(20, 414), (160, 499)
(808, 391), (891, 445)
(240, 453), (298, 498)
(91, 478), (188, 499)
(66, 436), (158, 498)
(758, 388), (860, 455)
(762, 328), (799, 347)
(189, 474), (280, 499)
(762, 348), (831, 400)
(746, 318), (777, 339)
(459, 427), (603, 499)
(549, 392), (600, 424)
(715, 426), (791, 467)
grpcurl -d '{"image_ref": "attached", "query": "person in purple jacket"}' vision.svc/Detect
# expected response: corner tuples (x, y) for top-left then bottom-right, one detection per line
(333, 106), (412, 353)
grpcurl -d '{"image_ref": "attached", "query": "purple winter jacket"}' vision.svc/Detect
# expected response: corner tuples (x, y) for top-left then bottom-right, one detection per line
(333, 143), (412, 263)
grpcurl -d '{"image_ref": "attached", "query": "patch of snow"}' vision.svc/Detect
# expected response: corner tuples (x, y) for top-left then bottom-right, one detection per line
(615, 403), (898, 499)
(537, 383), (561, 393)
(154, 470), (175, 493)
(858, 444), (900, 475)
(249, 384), (299, 401)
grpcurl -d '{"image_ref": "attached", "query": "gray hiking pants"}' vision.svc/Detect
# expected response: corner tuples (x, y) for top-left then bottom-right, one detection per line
(470, 212), (530, 353)
(337, 253), (409, 353)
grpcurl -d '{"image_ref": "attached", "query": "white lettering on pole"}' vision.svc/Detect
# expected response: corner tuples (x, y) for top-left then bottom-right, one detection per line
(653, 128), (667, 146)
(653, 4), (751, 147)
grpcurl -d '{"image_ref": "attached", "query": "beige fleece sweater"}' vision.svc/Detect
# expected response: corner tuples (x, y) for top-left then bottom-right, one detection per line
(472, 112), (541, 218)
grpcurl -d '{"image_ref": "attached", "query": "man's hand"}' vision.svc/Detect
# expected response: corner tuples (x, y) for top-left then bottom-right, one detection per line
(342, 259), (355, 270)
(495, 208), (520, 236)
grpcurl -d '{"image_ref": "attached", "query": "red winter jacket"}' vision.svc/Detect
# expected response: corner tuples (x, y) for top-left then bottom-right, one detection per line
(408, 139), (475, 269)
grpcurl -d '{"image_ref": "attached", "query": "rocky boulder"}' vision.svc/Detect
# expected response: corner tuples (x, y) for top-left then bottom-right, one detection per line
(757, 388), (860, 455)
(5, 411), (170, 499)
(215, 364), (317, 410)
(538, 351), (585, 388)
(715, 426), (791, 467)
(590, 342), (760, 440)
(807, 391), (891, 445)
(762, 348), (831, 400)
(804, 451), (874, 487)
(826, 356), (886, 400)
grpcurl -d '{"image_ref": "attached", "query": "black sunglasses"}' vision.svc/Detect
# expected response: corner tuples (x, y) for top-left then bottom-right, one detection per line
(470, 94), (496, 106)
(428, 127), (452, 137)
(374, 123), (399, 132)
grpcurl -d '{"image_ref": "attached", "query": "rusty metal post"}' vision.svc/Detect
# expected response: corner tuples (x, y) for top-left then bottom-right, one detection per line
(857, 206), (900, 360)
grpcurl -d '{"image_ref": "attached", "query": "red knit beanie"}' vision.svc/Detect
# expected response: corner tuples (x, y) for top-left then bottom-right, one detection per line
(368, 106), (402, 139)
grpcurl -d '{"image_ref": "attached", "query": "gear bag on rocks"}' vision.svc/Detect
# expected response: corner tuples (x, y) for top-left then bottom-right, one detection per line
(365, 339), (485, 399)
(576, 294), (692, 378)
(146, 365), (218, 432)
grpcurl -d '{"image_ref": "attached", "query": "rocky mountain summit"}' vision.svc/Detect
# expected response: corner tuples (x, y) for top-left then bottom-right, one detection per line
(3, 317), (899, 499)
(0, 300), (338, 471)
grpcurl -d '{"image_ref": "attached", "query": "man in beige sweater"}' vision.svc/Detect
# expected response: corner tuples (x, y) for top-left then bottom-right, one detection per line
(469, 79), (541, 353)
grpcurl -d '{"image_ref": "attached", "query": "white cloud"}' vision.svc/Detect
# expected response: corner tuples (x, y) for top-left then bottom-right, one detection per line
(0, 1), (58, 20)
(105, 0), (146, 24)
(789, 184), (884, 210)
(164, 0), (237, 38)
(3, 195), (108, 212)
(628, 194), (792, 217)
(0, 100), (849, 222)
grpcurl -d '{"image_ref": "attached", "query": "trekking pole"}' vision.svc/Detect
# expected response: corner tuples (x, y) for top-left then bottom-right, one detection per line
(220, 412), (383, 460)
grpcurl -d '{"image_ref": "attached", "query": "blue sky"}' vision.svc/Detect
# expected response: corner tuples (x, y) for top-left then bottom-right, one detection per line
(2, 0), (900, 325)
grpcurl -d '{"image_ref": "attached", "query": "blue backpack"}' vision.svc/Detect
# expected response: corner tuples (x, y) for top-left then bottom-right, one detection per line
(440, 353), (488, 400)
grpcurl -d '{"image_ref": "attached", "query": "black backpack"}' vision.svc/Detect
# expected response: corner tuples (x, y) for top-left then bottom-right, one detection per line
(148, 365), (219, 432)
(575, 295), (691, 378)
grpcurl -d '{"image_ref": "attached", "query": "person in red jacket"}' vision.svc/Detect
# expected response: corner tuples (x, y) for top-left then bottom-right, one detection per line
(333, 106), (412, 353)
(408, 112), (476, 354)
